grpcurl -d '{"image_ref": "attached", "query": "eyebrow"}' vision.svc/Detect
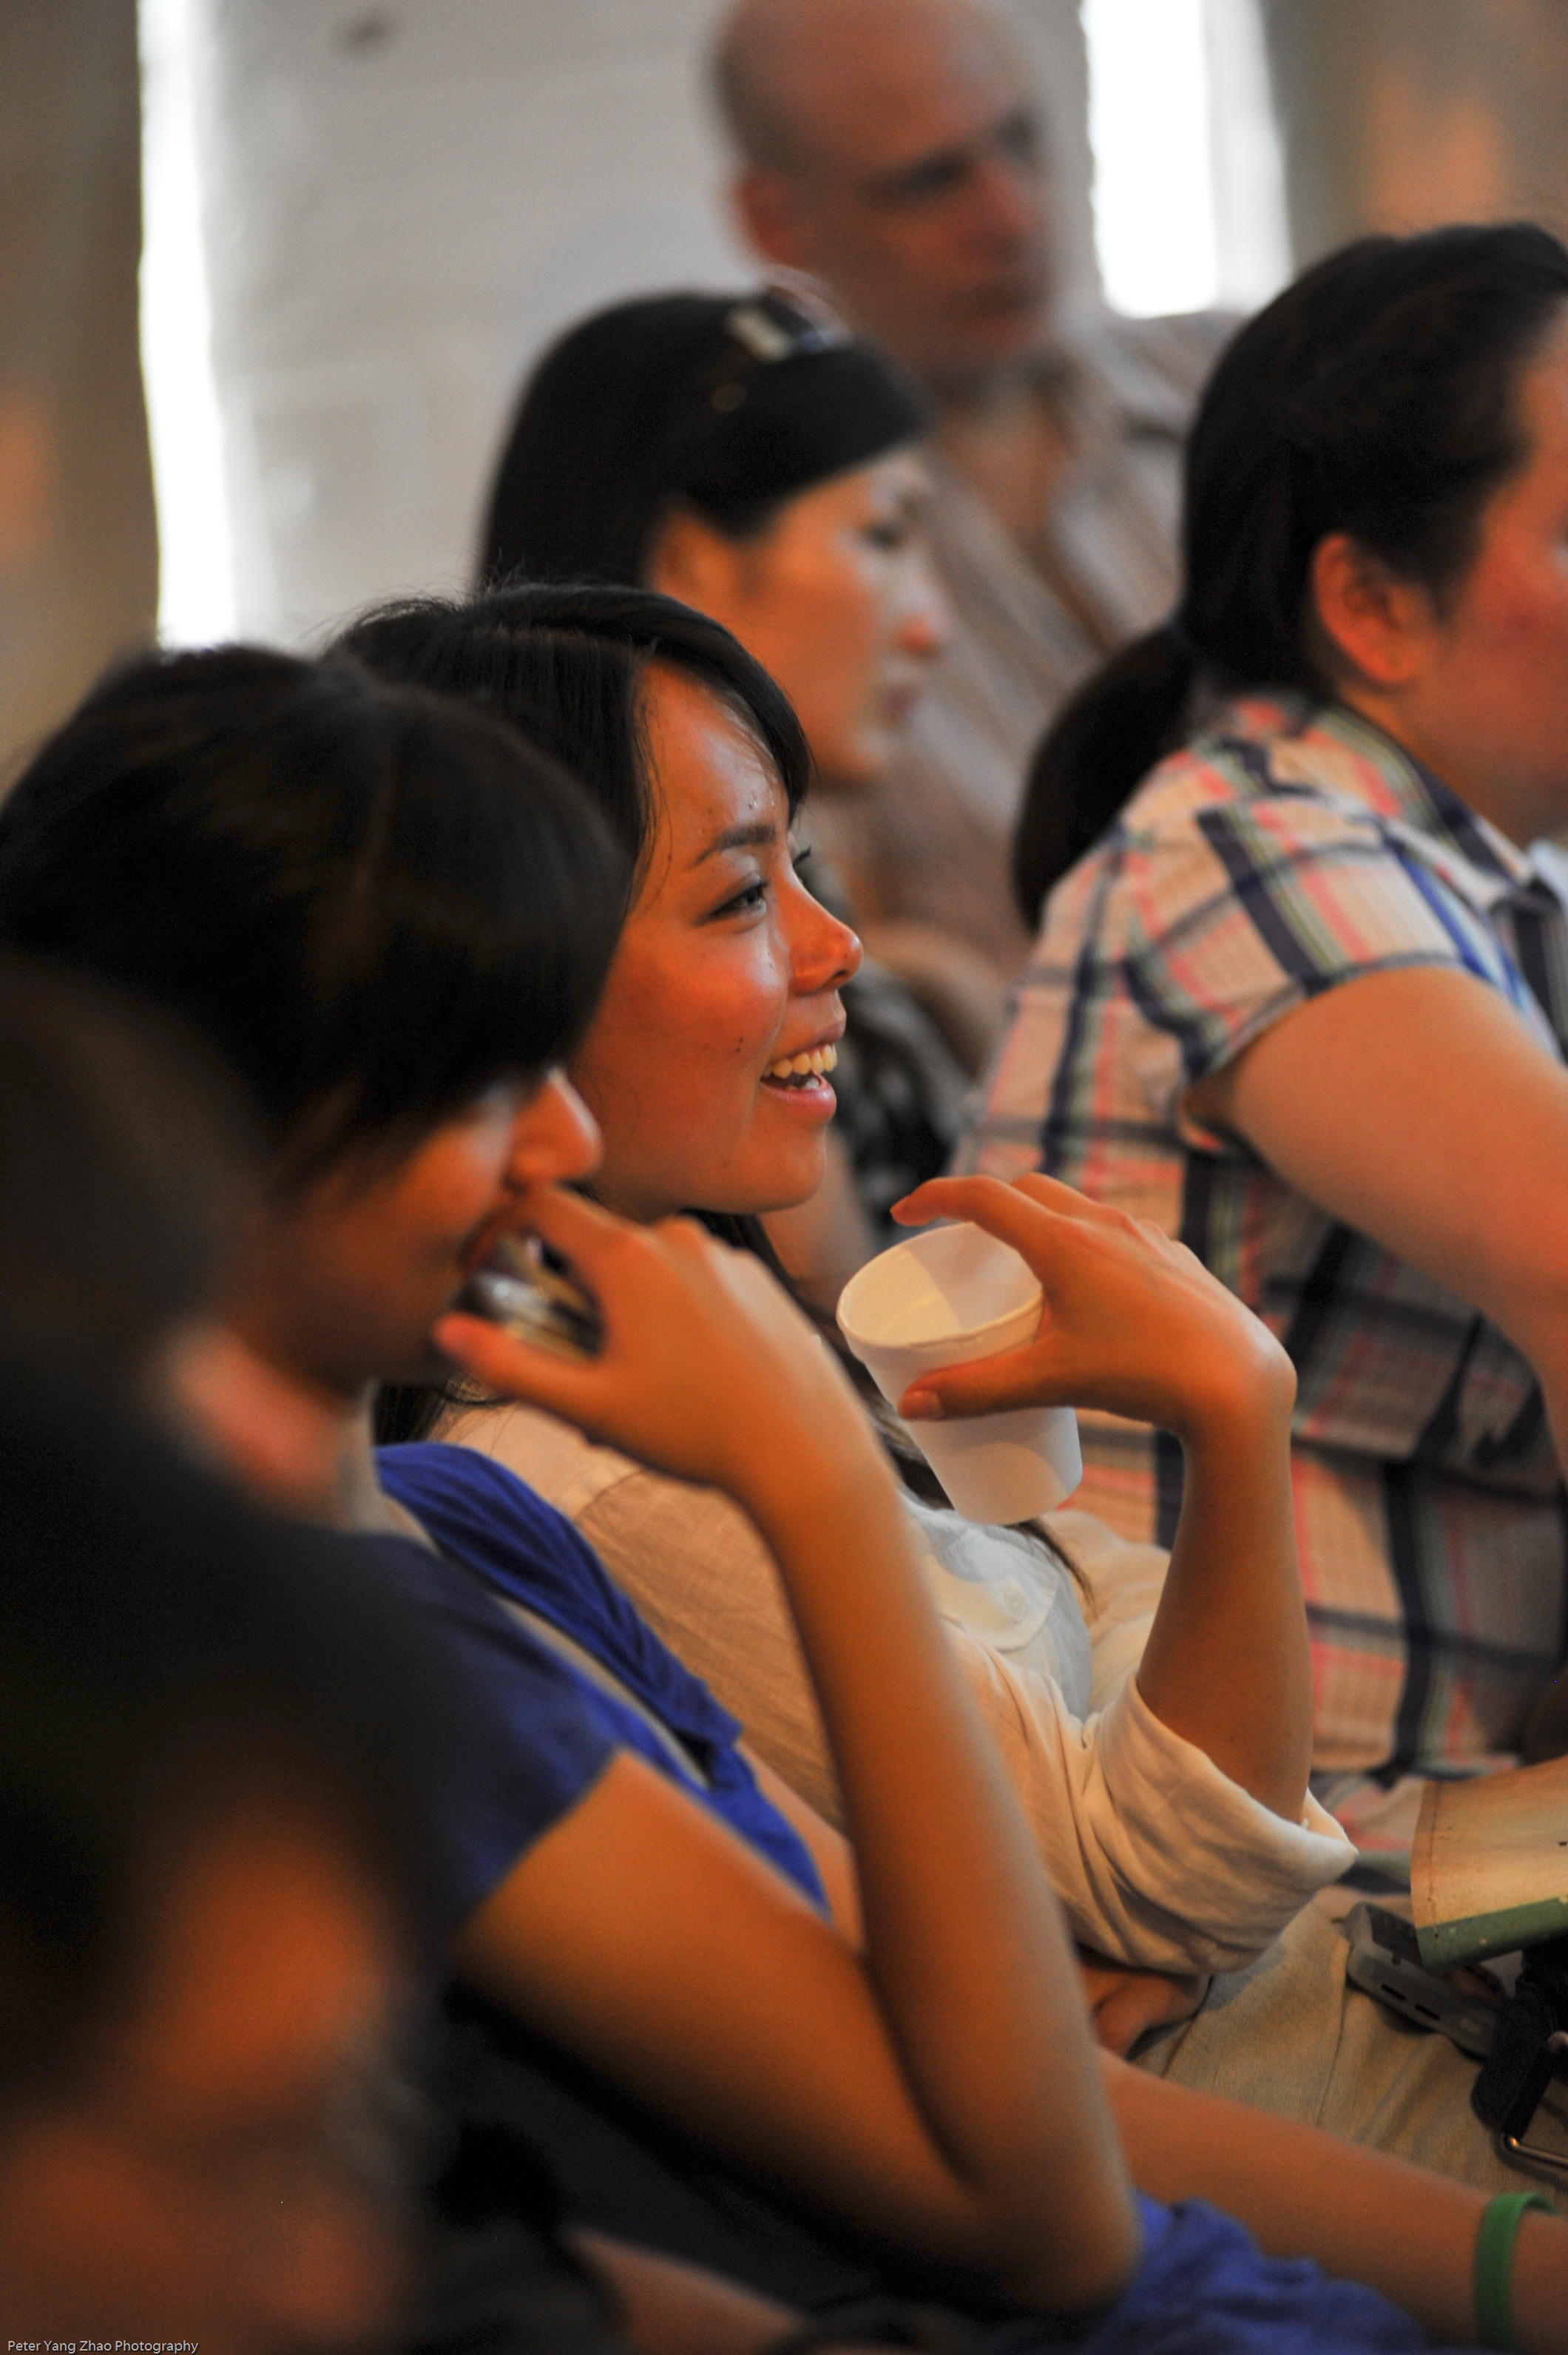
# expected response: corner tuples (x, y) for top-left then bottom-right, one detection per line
(864, 104), (1041, 205)
(689, 819), (780, 870)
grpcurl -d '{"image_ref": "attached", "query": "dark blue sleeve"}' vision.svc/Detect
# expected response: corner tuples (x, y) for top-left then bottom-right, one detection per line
(379, 1445), (743, 1743)
(354, 1531), (616, 1930)
(377, 1445), (828, 1913)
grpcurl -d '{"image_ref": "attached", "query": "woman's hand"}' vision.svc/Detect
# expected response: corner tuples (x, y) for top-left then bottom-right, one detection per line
(891, 1172), (1294, 1443)
(433, 1185), (883, 1510)
(897, 1175), (1312, 1818)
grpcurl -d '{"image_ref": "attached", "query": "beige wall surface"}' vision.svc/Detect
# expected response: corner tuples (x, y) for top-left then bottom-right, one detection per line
(0, 0), (156, 775)
(10, 0), (1568, 717)
(188, 0), (1096, 646)
(1262, 0), (1568, 266)
(197, 0), (747, 641)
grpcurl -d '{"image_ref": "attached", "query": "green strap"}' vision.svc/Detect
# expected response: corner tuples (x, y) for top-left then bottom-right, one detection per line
(1474, 2190), (1552, 2350)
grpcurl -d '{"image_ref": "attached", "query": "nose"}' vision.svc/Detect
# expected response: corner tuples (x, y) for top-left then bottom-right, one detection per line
(509, 1068), (602, 1187)
(787, 871), (862, 996)
(897, 553), (953, 665)
(969, 151), (1040, 253)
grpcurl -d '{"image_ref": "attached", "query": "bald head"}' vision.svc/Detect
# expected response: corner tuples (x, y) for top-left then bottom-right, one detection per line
(715, 0), (1011, 175)
(713, 0), (1052, 391)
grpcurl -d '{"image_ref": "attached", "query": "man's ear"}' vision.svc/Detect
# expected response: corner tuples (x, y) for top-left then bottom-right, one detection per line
(732, 166), (810, 268)
(1308, 532), (1435, 689)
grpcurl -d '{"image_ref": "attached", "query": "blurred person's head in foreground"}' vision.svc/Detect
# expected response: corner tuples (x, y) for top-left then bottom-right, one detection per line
(712, 0), (1052, 396)
(479, 284), (947, 792)
(0, 1371), (450, 2348)
(0, 954), (289, 1429)
(0, 645), (625, 1465)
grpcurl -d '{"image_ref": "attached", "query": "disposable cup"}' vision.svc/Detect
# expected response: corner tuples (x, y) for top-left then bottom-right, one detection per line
(837, 1222), (1081, 1524)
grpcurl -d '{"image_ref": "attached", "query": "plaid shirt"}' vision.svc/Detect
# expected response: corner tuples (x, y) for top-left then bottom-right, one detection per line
(961, 697), (1568, 1863)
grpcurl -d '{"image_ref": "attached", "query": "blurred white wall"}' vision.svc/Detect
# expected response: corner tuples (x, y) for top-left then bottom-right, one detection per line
(1260, 0), (1568, 269)
(172, 0), (1100, 646)
(0, 0), (155, 772)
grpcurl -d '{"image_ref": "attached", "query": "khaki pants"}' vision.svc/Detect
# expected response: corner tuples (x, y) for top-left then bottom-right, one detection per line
(1135, 1901), (1567, 2206)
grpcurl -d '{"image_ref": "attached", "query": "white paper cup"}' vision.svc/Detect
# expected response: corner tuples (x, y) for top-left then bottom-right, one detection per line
(837, 1222), (1081, 1524)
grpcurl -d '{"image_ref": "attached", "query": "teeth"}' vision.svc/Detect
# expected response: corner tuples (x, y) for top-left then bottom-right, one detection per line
(765, 1043), (838, 1082)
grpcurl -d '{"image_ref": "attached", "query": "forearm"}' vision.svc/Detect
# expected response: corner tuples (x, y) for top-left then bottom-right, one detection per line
(739, 1450), (1139, 2308)
(1104, 2055), (1568, 2351)
(1133, 1385), (1312, 1820)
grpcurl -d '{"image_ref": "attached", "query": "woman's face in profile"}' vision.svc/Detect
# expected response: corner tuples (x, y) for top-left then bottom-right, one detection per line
(1342, 308), (1568, 837)
(570, 663), (861, 1225)
(654, 447), (950, 791)
(222, 1070), (601, 1398)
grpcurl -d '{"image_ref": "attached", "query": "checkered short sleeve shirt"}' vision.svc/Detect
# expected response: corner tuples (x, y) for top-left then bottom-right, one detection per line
(962, 697), (1568, 1853)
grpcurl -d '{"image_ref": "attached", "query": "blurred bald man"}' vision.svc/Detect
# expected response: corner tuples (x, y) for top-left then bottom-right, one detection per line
(714, 0), (1227, 972)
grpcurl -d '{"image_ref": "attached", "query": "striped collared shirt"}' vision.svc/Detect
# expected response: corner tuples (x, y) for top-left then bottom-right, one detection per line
(831, 311), (1230, 974)
(960, 695), (1568, 1864)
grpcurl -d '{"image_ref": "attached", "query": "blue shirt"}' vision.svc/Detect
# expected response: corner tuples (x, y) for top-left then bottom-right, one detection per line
(373, 1443), (825, 1922)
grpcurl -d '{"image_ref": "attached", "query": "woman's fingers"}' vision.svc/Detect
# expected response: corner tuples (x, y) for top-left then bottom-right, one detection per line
(899, 1339), (1067, 1422)
(440, 1195), (870, 1496)
(493, 1180), (669, 1296)
(896, 1169), (1132, 1236)
(890, 1173), (1088, 1273)
(887, 1170), (1294, 1434)
(433, 1308), (606, 1425)
(1078, 1959), (1208, 2057)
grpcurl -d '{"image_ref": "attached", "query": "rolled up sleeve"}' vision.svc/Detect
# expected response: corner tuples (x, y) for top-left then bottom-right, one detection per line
(950, 1628), (1353, 1974)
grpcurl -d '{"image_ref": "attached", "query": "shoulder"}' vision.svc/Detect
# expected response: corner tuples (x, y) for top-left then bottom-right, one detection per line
(1066, 308), (1237, 427)
(379, 1439), (749, 1748)
(1123, 703), (1385, 843)
(1022, 703), (1495, 1050)
(379, 1439), (603, 1578)
(1038, 705), (1385, 947)
(442, 1399), (644, 1524)
(347, 1524), (620, 1924)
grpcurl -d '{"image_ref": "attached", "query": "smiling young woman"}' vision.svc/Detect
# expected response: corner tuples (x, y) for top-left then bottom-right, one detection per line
(7, 630), (1568, 2351)
(570, 666), (856, 1224)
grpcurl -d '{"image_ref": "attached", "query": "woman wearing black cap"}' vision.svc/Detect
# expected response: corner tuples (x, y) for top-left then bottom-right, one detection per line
(480, 285), (984, 1300)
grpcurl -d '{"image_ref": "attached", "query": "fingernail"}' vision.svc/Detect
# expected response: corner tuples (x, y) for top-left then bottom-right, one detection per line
(902, 1393), (944, 1421)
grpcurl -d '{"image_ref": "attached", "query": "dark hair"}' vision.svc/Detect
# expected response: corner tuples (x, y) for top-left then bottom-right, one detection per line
(336, 578), (812, 890)
(1014, 222), (1568, 925)
(479, 288), (926, 591)
(0, 644), (626, 1183)
(337, 581), (813, 1445)
(0, 959), (254, 1390)
(0, 1371), (451, 2111)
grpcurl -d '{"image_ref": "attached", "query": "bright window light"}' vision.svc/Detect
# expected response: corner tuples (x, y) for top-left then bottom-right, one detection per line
(1084, 0), (1220, 318)
(138, 0), (236, 646)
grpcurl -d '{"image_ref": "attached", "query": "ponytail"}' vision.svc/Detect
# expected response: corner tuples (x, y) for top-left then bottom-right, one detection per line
(1012, 222), (1568, 930)
(1013, 623), (1197, 928)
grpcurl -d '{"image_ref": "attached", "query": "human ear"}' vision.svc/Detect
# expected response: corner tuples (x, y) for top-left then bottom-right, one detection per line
(646, 505), (750, 627)
(732, 167), (811, 269)
(1308, 532), (1435, 690)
